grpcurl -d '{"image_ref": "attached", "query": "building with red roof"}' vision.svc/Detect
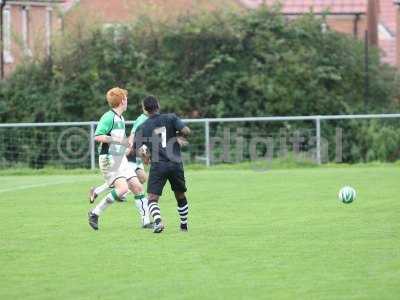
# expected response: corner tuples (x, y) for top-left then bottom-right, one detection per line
(239, 0), (399, 67)
(0, 0), (67, 77)
(1, 0), (242, 77)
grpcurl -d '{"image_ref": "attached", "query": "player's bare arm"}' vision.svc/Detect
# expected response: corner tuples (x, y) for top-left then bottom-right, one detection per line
(124, 133), (135, 156)
(177, 126), (190, 146)
(128, 132), (134, 148)
(94, 135), (129, 147)
(180, 126), (191, 137)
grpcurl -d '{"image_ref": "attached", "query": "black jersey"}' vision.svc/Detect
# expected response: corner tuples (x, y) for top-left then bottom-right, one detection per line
(135, 113), (185, 163)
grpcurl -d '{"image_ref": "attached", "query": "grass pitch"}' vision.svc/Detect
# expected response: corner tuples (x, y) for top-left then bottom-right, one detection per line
(0, 166), (399, 300)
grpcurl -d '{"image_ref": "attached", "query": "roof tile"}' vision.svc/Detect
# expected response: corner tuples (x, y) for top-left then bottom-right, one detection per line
(240, 0), (367, 13)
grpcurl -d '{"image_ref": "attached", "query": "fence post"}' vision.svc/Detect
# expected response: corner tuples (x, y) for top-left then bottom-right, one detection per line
(90, 122), (95, 170)
(315, 117), (321, 165)
(205, 119), (210, 167)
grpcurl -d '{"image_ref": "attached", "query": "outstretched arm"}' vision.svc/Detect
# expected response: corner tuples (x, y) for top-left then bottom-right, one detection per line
(172, 114), (190, 146)
(124, 132), (135, 155)
(180, 126), (191, 137)
(177, 126), (190, 147)
(134, 128), (151, 164)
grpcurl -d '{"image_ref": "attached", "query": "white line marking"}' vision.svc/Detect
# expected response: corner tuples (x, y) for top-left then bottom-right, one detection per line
(0, 178), (93, 194)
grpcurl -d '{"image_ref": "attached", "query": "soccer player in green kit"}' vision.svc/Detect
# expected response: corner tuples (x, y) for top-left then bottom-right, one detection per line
(88, 88), (152, 230)
(89, 112), (152, 228)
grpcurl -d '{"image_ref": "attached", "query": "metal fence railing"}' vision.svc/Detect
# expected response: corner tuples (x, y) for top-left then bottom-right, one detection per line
(0, 113), (400, 169)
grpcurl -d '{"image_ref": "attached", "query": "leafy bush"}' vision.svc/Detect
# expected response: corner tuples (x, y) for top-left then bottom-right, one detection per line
(0, 6), (399, 165)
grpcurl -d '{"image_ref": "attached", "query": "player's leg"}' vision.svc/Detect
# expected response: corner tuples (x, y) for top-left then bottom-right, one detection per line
(174, 191), (189, 231)
(136, 168), (148, 184)
(88, 182), (110, 203)
(127, 176), (152, 228)
(88, 155), (129, 230)
(88, 178), (129, 230)
(147, 163), (168, 233)
(134, 158), (148, 184)
(89, 182), (126, 203)
(169, 163), (189, 231)
(148, 193), (163, 233)
(126, 159), (151, 227)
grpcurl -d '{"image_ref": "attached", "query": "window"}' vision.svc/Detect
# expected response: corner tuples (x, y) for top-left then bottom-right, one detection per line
(22, 6), (32, 56)
(3, 6), (13, 63)
(46, 7), (52, 55)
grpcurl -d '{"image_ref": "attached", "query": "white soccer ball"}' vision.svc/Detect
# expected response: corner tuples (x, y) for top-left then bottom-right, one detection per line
(338, 186), (356, 204)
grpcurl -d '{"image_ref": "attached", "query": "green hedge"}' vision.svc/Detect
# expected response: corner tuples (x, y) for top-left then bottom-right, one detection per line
(0, 7), (399, 165)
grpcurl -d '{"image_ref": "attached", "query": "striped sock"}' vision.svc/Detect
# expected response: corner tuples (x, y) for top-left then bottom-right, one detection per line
(177, 198), (188, 229)
(134, 193), (150, 225)
(94, 183), (109, 196)
(92, 189), (119, 216)
(148, 201), (162, 224)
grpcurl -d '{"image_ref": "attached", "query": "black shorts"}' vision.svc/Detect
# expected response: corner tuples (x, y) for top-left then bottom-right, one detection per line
(147, 161), (187, 196)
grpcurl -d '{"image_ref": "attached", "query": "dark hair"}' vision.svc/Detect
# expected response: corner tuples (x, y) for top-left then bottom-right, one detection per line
(143, 95), (160, 113)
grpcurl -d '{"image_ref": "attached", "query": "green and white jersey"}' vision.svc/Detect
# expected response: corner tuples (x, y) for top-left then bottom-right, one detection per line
(131, 113), (148, 134)
(95, 110), (126, 156)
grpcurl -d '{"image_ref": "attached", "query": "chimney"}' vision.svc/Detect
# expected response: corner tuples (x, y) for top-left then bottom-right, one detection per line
(367, 0), (379, 46)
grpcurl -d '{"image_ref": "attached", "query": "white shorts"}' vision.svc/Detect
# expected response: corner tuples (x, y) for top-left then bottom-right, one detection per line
(99, 155), (136, 187)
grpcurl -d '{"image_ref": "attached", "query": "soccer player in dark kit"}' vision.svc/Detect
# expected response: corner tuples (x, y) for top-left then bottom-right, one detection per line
(135, 96), (191, 233)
